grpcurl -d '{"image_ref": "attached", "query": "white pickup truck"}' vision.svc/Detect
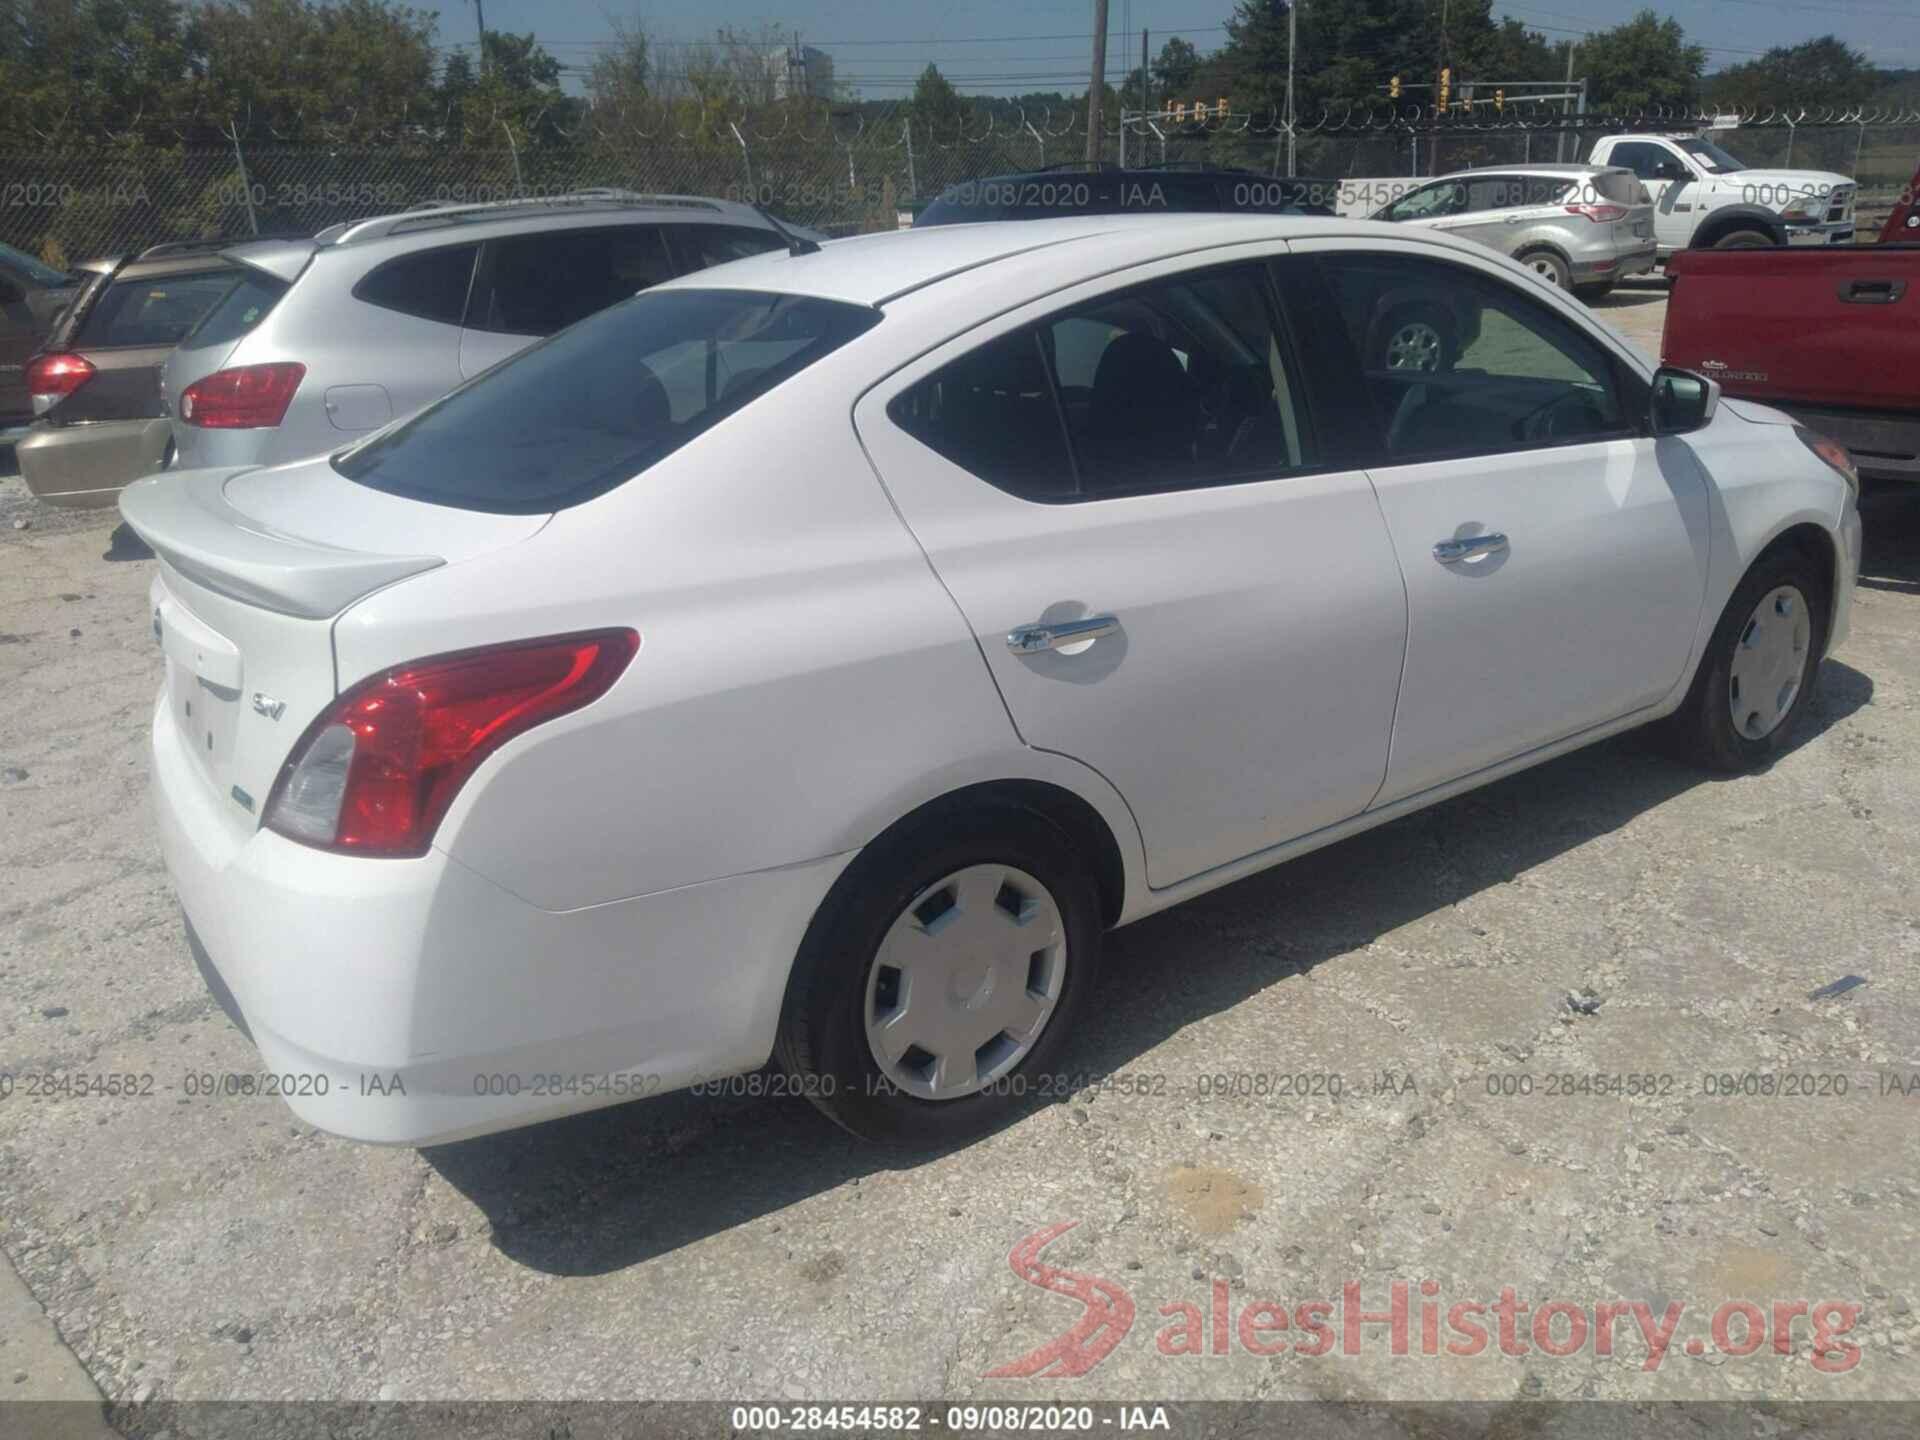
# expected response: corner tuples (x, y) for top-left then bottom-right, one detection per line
(1587, 133), (1855, 256)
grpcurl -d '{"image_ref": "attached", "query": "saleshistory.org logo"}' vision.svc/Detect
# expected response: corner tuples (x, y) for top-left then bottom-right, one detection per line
(984, 1223), (1864, 1378)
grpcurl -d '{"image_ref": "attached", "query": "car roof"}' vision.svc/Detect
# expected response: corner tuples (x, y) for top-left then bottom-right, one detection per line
(652, 212), (1462, 308)
(1438, 163), (1620, 179)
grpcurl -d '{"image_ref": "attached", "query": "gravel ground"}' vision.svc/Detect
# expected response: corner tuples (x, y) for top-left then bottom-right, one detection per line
(3, 285), (1919, 1425)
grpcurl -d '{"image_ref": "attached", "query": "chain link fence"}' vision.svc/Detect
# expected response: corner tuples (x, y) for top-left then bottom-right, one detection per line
(5, 111), (1916, 264)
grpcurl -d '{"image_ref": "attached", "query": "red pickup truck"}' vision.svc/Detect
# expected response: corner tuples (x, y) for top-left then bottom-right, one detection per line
(1662, 160), (1920, 480)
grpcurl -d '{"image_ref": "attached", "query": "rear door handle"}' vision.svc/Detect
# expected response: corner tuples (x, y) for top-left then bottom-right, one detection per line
(1433, 533), (1509, 564)
(1838, 278), (1905, 304)
(1007, 615), (1119, 654)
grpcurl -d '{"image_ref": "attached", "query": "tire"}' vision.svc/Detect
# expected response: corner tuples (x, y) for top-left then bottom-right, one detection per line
(1573, 281), (1615, 302)
(1517, 248), (1571, 290)
(1369, 303), (1459, 373)
(775, 800), (1104, 1145)
(1712, 228), (1776, 250)
(1666, 546), (1828, 773)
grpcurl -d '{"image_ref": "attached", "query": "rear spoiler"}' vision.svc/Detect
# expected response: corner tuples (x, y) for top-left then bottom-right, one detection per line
(216, 238), (317, 286)
(119, 469), (442, 620)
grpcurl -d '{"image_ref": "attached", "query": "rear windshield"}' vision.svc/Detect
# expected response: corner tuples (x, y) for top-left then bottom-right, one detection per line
(331, 288), (881, 514)
(183, 270), (289, 350)
(74, 269), (237, 348)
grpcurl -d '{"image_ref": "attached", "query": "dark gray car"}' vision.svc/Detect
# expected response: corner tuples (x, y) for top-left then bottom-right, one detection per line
(0, 240), (85, 427)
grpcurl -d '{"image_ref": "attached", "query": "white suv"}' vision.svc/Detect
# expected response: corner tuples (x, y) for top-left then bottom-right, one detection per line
(159, 193), (800, 472)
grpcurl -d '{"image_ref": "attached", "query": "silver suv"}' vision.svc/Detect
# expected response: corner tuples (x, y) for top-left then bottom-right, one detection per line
(161, 194), (800, 472)
(1373, 164), (1656, 301)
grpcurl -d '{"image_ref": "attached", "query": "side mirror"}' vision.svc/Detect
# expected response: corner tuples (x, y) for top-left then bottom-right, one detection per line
(1651, 366), (1719, 435)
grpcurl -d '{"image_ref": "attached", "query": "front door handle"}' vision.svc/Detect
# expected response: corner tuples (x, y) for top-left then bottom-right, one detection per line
(1007, 615), (1119, 655)
(1433, 533), (1510, 564)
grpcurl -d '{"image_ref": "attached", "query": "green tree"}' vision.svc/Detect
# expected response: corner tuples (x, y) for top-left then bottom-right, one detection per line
(910, 63), (966, 136)
(1709, 36), (1878, 112)
(1576, 10), (1706, 113)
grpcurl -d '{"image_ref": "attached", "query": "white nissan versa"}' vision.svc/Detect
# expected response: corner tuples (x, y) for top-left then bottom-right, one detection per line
(122, 215), (1862, 1147)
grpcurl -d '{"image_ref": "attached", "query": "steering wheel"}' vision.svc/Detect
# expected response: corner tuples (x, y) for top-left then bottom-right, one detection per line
(1515, 390), (1607, 444)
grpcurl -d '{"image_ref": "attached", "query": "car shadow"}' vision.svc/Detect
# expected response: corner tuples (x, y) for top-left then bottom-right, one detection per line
(426, 659), (1873, 1278)
(1858, 480), (1920, 595)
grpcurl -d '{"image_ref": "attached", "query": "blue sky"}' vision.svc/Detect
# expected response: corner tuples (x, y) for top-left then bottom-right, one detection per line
(453, 0), (1920, 92)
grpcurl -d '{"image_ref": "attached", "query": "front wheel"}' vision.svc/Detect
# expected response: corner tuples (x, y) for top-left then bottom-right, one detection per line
(1666, 548), (1828, 772)
(776, 802), (1104, 1144)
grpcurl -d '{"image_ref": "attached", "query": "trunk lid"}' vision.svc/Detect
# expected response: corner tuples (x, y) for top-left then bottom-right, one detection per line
(122, 459), (547, 827)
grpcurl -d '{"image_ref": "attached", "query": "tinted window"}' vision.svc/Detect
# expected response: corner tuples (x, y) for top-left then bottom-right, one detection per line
(354, 244), (478, 326)
(1609, 143), (1670, 181)
(671, 224), (785, 273)
(470, 227), (674, 336)
(1385, 182), (1466, 221)
(1315, 252), (1628, 462)
(184, 271), (290, 349)
(890, 262), (1310, 503)
(332, 289), (879, 513)
(74, 269), (237, 348)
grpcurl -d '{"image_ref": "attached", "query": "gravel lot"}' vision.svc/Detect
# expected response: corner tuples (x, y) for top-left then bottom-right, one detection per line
(3, 281), (1919, 1427)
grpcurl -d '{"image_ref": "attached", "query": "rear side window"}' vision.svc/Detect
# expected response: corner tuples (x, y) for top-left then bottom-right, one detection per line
(354, 244), (479, 326)
(332, 288), (879, 513)
(470, 227), (675, 337)
(670, 224), (786, 273)
(73, 269), (236, 348)
(1592, 170), (1647, 205)
(890, 262), (1311, 503)
(183, 271), (290, 349)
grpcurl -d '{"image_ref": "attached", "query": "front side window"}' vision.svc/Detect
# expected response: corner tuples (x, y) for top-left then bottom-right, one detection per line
(355, 244), (479, 326)
(332, 288), (879, 513)
(1611, 143), (1674, 181)
(1314, 252), (1630, 462)
(74, 270), (237, 348)
(1385, 182), (1467, 222)
(889, 262), (1310, 503)
(470, 227), (675, 336)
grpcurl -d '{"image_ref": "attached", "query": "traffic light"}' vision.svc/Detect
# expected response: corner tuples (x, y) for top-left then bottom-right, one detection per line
(1389, 75), (1402, 100)
(1495, 87), (1505, 113)
(1437, 67), (1451, 110)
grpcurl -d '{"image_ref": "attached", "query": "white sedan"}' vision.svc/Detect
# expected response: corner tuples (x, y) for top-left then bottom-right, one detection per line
(122, 215), (1862, 1147)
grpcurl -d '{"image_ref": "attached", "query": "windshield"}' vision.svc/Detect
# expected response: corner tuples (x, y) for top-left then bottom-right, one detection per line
(331, 288), (881, 514)
(0, 239), (74, 289)
(1677, 137), (1746, 173)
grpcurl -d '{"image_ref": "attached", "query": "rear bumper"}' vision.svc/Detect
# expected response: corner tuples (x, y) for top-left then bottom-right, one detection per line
(1573, 243), (1657, 284)
(17, 417), (172, 508)
(151, 691), (847, 1145)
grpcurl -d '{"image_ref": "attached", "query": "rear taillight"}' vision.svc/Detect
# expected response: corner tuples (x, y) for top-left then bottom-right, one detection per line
(27, 353), (95, 413)
(263, 629), (639, 858)
(178, 362), (307, 429)
(1565, 203), (1629, 223)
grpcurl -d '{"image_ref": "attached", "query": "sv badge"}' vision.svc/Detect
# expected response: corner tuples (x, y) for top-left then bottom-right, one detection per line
(251, 692), (287, 720)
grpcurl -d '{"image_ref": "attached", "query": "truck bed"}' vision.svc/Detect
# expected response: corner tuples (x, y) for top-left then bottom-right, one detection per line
(1662, 245), (1920, 478)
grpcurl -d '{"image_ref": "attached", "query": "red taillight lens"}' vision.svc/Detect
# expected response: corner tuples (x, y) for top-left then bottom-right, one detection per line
(178, 362), (307, 428)
(1565, 203), (1629, 224)
(264, 629), (640, 857)
(27, 353), (95, 409)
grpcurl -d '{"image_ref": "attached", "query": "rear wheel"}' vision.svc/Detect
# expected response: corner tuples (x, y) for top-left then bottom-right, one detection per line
(1517, 248), (1571, 290)
(776, 801), (1103, 1144)
(1573, 281), (1615, 303)
(1712, 228), (1776, 250)
(1666, 547), (1828, 772)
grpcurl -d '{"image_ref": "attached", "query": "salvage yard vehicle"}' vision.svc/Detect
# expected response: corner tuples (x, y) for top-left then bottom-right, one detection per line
(158, 192), (795, 473)
(1587, 132), (1855, 254)
(121, 215), (1861, 1149)
(0, 240), (86, 427)
(1662, 243), (1920, 480)
(1371, 164), (1656, 300)
(18, 242), (249, 508)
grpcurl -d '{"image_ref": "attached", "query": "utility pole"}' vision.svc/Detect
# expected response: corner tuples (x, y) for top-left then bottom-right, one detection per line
(472, 0), (489, 75)
(1284, 1), (1298, 177)
(1557, 40), (1576, 162)
(1086, 0), (1110, 164)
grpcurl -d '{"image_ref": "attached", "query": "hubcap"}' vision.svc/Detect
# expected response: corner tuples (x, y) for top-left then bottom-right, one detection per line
(1385, 321), (1443, 372)
(864, 863), (1067, 1101)
(1528, 255), (1563, 285)
(1728, 584), (1812, 740)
